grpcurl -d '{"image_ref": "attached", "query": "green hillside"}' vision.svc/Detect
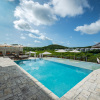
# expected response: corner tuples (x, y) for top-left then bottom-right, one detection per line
(24, 44), (68, 51)
(42, 44), (67, 50)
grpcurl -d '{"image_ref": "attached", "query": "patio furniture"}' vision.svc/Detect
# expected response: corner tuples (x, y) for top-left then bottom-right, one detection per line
(18, 55), (29, 60)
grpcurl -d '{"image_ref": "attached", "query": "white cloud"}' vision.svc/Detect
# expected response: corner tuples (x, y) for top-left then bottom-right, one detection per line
(34, 40), (41, 43)
(13, 0), (90, 46)
(13, 19), (39, 34)
(75, 20), (100, 34)
(51, 0), (90, 17)
(14, 0), (57, 26)
(14, 19), (31, 31)
(28, 33), (37, 38)
(20, 36), (26, 39)
(14, 0), (54, 43)
(38, 35), (52, 40)
(28, 33), (52, 40)
(14, 0), (89, 27)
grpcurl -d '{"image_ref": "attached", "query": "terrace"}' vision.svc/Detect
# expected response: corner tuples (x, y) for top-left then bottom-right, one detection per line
(0, 57), (100, 100)
(0, 44), (29, 60)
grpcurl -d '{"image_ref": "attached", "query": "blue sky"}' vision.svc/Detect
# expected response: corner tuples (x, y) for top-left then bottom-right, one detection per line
(0, 0), (100, 47)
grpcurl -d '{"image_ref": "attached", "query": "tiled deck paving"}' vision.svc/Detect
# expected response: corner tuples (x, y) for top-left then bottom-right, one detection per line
(0, 57), (58, 100)
(44, 57), (100, 70)
(0, 57), (100, 100)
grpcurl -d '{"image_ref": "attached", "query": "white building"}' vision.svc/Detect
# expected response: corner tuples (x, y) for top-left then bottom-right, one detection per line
(80, 48), (85, 52)
(85, 48), (90, 52)
(0, 44), (23, 56)
(92, 42), (100, 48)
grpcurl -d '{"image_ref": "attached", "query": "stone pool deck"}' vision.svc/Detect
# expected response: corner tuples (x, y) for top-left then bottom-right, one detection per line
(0, 57), (100, 100)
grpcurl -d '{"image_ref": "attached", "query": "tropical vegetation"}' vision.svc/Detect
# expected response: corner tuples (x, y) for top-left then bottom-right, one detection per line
(23, 44), (100, 63)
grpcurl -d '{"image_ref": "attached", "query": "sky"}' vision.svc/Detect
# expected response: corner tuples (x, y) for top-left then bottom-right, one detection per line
(0, 0), (100, 47)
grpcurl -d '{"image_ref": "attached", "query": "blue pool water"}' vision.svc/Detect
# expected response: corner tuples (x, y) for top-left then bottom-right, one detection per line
(15, 59), (92, 97)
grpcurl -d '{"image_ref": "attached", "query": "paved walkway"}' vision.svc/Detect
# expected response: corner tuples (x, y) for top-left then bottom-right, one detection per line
(0, 57), (58, 100)
(60, 69), (100, 100)
(0, 57), (100, 100)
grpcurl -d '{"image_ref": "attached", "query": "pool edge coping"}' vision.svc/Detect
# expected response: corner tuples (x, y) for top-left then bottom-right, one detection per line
(13, 59), (59, 100)
(14, 57), (97, 99)
(43, 57), (100, 71)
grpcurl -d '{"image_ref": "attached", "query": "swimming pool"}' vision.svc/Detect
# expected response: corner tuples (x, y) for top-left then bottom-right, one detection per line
(15, 59), (92, 98)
